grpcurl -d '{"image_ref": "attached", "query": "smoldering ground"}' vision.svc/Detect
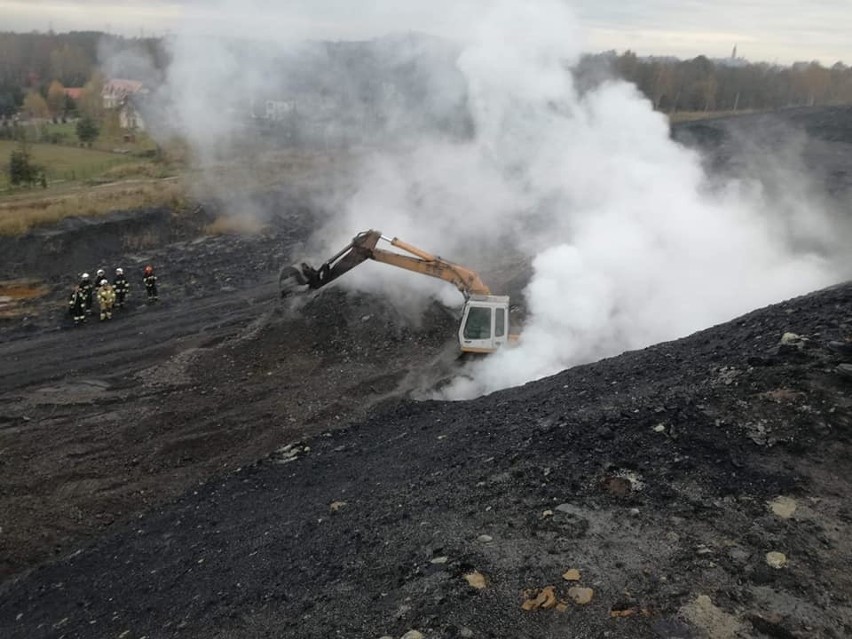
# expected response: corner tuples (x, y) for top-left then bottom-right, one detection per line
(123, 0), (852, 398)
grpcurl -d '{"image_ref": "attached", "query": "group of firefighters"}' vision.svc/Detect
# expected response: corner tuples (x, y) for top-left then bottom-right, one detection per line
(68, 265), (159, 325)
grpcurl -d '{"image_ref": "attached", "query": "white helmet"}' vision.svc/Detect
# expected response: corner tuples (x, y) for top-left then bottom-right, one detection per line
(116, 267), (124, 275)
(81, 272), (90, 280)
(96, 268), (105, 278)
(100, 279), (109, 286)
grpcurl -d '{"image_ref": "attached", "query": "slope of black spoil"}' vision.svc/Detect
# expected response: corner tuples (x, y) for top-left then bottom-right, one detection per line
(2, 282), (852, 639)
(672, 106), (852, 198)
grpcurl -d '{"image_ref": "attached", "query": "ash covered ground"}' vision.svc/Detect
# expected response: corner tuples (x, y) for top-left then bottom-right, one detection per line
(0, 107), (851, 638)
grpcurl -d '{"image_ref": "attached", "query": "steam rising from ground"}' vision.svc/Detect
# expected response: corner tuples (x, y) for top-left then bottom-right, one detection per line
(146, 0), (852, 398)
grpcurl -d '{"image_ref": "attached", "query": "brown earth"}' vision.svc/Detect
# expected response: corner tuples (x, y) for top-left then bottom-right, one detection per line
(0, 107), (851, 638)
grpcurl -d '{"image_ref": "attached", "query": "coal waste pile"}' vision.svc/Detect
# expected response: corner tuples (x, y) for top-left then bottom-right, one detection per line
(2, 282), (851, 639)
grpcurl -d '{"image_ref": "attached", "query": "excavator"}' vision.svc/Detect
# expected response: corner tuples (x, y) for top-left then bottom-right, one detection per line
(279, 229), (516, 354)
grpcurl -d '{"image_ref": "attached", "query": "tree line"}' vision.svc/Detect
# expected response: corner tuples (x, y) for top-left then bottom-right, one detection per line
(1, 31), (850, 123)
(584, 51), (852, 112)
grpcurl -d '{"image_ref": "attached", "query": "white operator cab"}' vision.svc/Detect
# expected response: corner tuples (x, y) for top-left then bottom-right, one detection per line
(458, 294), (511, 354)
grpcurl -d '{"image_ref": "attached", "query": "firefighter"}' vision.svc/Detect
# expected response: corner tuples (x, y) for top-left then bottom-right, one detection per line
(143, 265), (159, 302)
(113, 267), (129, 308)
(97, 279), (116, 321)
(68, 285), (87, 326)
(79, 272), (94, 314)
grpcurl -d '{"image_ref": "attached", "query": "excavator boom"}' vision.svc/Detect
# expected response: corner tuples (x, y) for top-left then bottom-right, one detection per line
(281, 230), (491, 298)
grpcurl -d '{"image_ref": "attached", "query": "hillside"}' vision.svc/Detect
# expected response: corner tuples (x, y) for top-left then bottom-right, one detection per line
(1, 280), (851, 638)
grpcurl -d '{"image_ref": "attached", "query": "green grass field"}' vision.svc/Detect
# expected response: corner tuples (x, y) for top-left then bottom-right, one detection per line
(0, 146), (332, 236)
(30, 121), (77, 144)
(0, 140), (135, 190)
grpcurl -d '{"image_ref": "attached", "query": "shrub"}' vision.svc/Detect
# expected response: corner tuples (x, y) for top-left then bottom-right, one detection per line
(76, 115), (99, 147)
(9, 147), (44, 187)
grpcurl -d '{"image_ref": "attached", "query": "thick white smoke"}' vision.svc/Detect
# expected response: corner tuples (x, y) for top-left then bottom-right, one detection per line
(149, 0), (852, 398)
(326, 1), (849, 398)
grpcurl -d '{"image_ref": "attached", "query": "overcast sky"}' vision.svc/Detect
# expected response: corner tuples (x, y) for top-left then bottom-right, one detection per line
(0, 0), (848, 65)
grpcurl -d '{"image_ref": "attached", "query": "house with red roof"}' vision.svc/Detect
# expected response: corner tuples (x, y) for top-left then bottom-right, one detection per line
(63, 87), (84, 102)
(102, 79), (148, 131)
(102, 79), (145, 109)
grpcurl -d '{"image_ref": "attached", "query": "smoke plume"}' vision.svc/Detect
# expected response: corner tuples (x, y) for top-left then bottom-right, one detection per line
(135, 0), (852, 398)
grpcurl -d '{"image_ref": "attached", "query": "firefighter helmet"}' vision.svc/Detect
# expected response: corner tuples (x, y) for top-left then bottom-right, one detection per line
(116, 267), (124, 275)
(100, 279), (109, 286)
(96, 269), (105, 278)
(81, 272), (90, 280)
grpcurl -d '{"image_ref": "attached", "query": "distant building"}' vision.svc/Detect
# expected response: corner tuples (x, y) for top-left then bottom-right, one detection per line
(102, 79), (145, 109)
(715, 44), (749, 68)
(263, 100), (296, 121)
(101, 79), (148, 131)
(63, 87), (84, 101)
(118, 96), (145, 131)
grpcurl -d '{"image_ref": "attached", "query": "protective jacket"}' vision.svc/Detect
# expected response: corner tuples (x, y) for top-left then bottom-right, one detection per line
(79, 279), (94, 309)
(98, 284), (116, 306)
(144, 273), (158, 300)
(114, 275), (129, 305)
(68, 288), (86, 322)
(97, 283), (116, 320)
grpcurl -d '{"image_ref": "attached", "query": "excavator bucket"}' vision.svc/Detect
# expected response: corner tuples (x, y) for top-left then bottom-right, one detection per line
(279, 232), (381, 298)
(278, 264), (310, 298)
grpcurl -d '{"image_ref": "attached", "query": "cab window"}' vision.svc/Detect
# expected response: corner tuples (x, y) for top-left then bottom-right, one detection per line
(463, 306), (492, 340)
(495, 307), (505, 338)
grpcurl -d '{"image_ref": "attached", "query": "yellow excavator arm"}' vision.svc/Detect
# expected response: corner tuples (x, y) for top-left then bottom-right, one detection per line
(280, 229), (491, 298)
(280, 229), (515, 354)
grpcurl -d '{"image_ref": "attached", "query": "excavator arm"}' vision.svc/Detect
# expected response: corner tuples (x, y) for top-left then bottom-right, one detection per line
(280, 229), (491, 299)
